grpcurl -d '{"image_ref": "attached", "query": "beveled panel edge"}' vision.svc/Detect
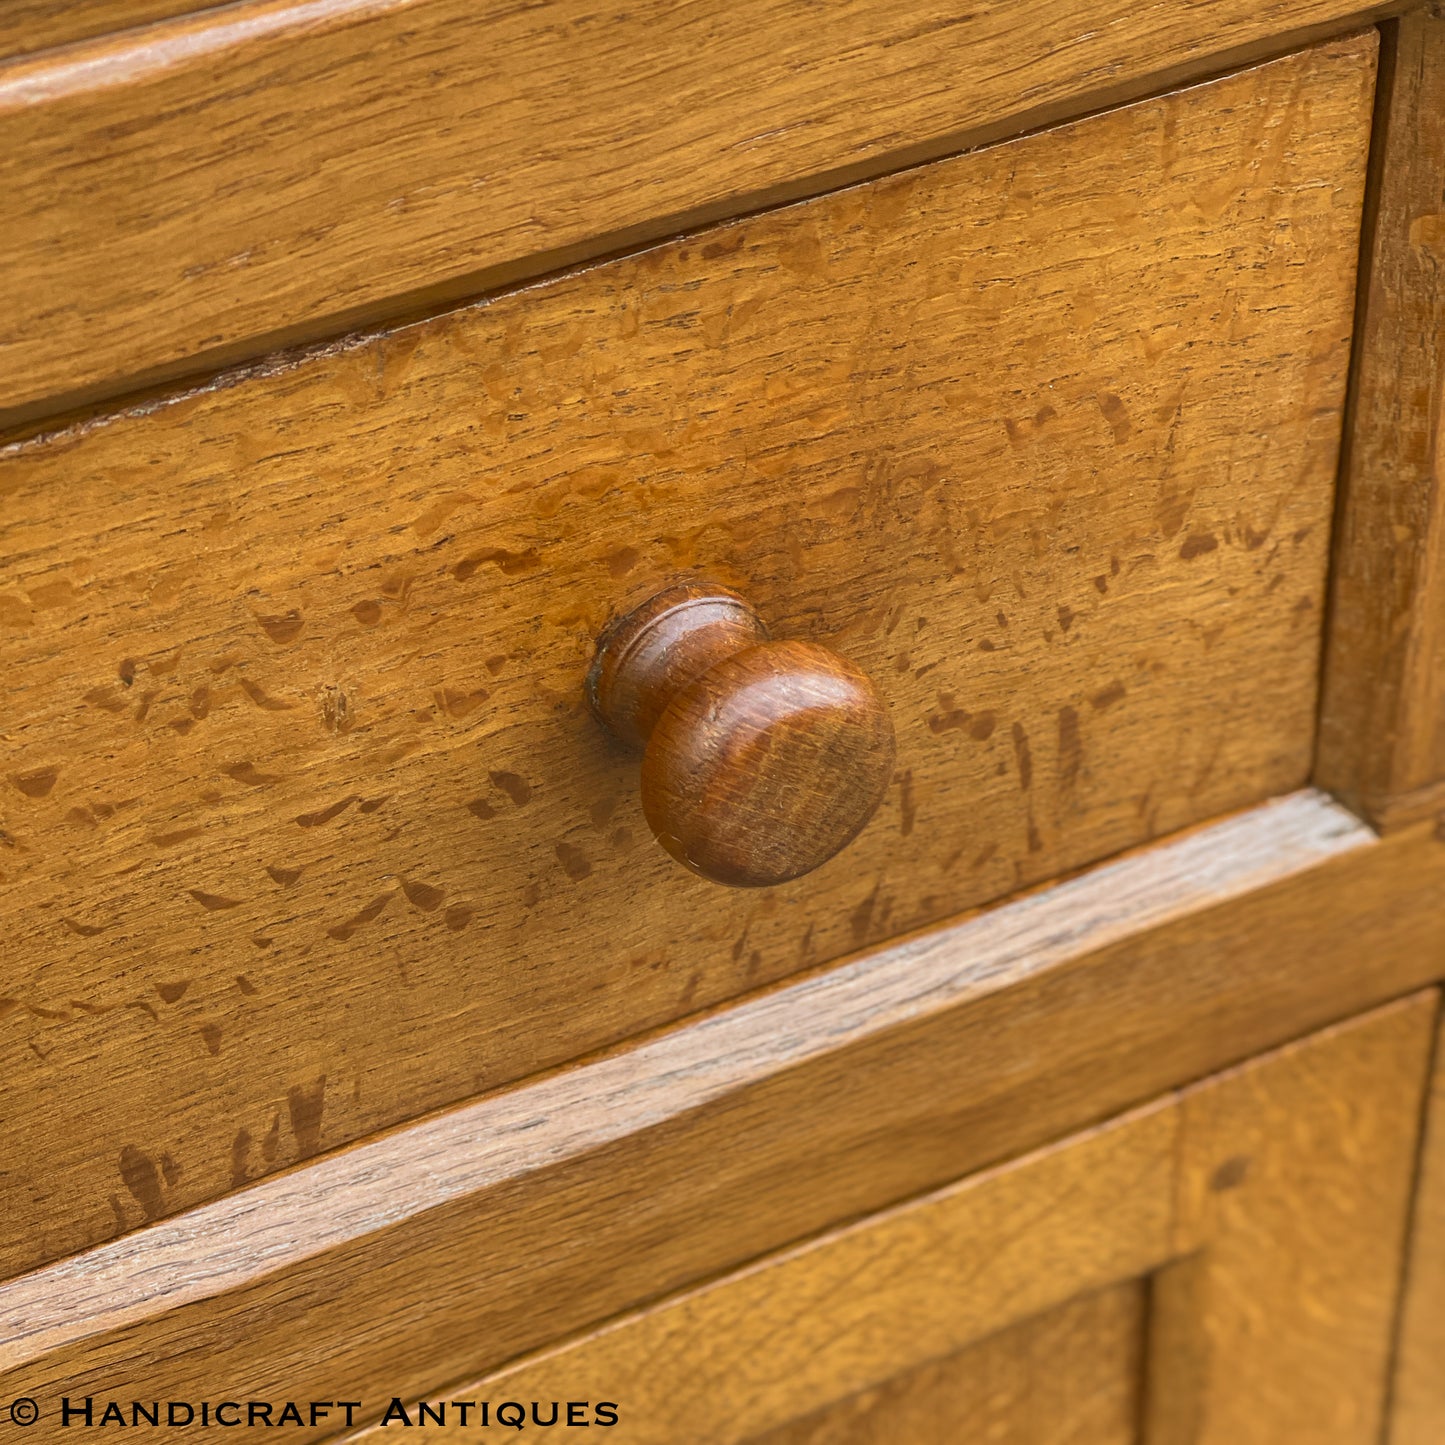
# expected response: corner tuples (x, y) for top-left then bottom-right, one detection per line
(342, 994), (1436, 1445)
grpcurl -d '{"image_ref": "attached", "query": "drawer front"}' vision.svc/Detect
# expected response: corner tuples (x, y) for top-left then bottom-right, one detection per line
(0, 36), (1375, 1272)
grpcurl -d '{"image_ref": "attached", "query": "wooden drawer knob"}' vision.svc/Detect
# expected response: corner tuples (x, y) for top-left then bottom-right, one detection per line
(587, 584), (895, 887)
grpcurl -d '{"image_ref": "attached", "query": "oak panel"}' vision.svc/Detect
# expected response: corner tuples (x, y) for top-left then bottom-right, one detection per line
(5, 793), (1445, 1445)
(367, 1098), (1176, 1445)
(0, 42), (1377, 1273)
(750, 1285), (1144, 1445)
(1146, 993), (1433, 1443)
(1318, 9), (1445, 830)
(0, 0), (1391, 421)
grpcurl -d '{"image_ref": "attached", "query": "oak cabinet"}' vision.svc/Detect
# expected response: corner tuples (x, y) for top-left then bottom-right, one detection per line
(0, 33), (1377, 1281)
(4, 4), (1445, 1443)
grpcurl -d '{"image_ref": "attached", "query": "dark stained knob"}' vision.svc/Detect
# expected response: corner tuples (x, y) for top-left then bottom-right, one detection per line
(587, 584), (895, 887)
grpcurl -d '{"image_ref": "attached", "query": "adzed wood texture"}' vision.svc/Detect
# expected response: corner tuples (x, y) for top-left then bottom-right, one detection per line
(0, 0), (1393, 423)
(0, 41), (1377, 1274)
(1318, 8), (1445, 831)
(343, 996), (1433, 1445)
(4, 792), (1445, 1445)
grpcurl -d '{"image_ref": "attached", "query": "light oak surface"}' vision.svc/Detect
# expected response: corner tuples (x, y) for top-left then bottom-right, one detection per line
(0, 0), (1393, 423)
(0, 41), (1377, 1274)
(747, 1285), (1145, 1445)
(0, 0), (221, 60)
(1319, 8), (1445, 830)
(1144, 998), (1430, 1443)
(392, 1094), (1177, 1445)
(5, 793), (1445, 1445)
(339, 996), (1433, 1444)
(1390, 1010), (1445, 1445)
(1, 0), (1441, 1439)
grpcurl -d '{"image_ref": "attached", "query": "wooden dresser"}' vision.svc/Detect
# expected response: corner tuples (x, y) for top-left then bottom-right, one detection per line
(5, 2), (1445, 1440)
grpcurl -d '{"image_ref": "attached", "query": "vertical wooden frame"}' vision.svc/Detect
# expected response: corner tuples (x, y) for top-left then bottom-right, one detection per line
(1319, 6), (1445, 829)
(1390, 1010), (1445, 1443)
(1146, 994), (1434, 1444)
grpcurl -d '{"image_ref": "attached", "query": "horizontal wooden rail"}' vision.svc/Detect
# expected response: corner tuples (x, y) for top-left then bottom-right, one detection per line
(0, 0), (1398, 426)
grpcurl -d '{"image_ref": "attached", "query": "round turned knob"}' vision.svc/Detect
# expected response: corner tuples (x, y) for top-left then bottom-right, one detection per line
(587, 584), (895, 887)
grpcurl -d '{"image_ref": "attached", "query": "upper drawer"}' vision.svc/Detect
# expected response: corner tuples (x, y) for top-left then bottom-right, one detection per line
(0, 35), (1375, 1273)
(0, 0), (1382, 423)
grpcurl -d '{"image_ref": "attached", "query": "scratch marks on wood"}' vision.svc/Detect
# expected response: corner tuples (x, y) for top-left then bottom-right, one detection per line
(1057, 707), (1082, 788)
(118, 1145), (167, 1222)
(61, 917), (107, 937)
(238, 677), (295, 710)
(897, 770), (916, 837)
(255, 609), (304, 644)
(401, 878), (445, 911)
(10, 767), (58, 798)
(555, 843), (592, 881)
(1011, 724), (1034, 791)
(489, 771), (532, 806)
(230, 1128), (252, 1188)
(452, 548), (542, 581)
(927, 696), (996, 740)
(1097, 390), (1133, 443)
(223, 761), (282, 787)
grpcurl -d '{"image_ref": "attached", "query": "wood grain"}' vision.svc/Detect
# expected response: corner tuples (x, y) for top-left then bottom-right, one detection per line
(641, 645), (895, 890)
(0, 0), (1392, 423)
(0, 0), (221, 61)
(1319, 9), (1445, 831)
(5, 793), (1445, 1445)
(0, 792), (1368, 1365)
(1147, 993), (1434, 1444)
(1389, 1010), (1445, 1445)
(0, 41), (1377, 1273)
(335, 996), (1431, 1444)
(356, 1099), (1177, 1445)
(748, 1285), (1145, 1445)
